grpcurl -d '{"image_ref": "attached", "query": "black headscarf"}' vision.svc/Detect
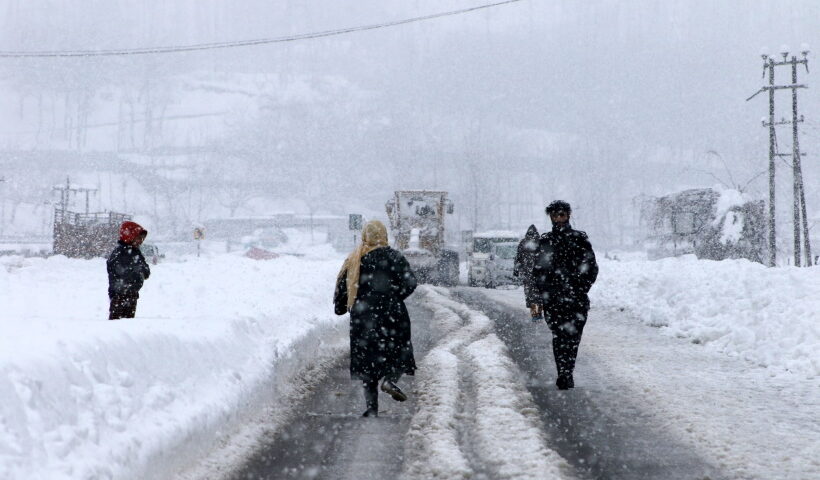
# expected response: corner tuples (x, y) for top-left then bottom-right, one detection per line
(525, 224), (539, 239)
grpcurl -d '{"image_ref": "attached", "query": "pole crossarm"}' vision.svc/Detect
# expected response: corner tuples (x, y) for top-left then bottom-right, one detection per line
(763, 119), (802, 126)
(761, 84), (808, 91)
(769, 59), (808, 67)
(748, 85), (808, 101)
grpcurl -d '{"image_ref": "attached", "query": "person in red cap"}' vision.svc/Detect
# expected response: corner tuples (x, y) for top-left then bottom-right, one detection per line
(107, 221), (151, 320)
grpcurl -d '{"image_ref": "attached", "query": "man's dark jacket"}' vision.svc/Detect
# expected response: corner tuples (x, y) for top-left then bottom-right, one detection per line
(107, 241), (151, 298)
(335, 246), (418, 381)
(532, 224), (598, 312)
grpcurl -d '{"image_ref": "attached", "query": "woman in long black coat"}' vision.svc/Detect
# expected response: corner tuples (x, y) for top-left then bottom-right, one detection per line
(334, 220), (417, 417)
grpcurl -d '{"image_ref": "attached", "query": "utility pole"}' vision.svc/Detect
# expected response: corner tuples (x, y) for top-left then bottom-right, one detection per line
(747, 46), (813, 266)
(767, 56), (777, 267)
(52, 176), (99, 216)
(0, 176), (5, 237)
(792, 54), (813, 266)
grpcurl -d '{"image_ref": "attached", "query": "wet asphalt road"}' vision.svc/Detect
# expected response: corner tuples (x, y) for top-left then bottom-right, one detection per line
(225, 298), (437, 480)
(225, 288), (725, 480)
(452, 288), (726, 480)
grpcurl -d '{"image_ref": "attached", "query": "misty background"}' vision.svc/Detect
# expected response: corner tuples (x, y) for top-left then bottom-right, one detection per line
(0, 0), (818, 253)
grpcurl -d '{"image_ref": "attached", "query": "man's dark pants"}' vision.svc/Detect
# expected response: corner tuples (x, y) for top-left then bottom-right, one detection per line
(109, 293), (139, 320)
(544, 303), (588, 378)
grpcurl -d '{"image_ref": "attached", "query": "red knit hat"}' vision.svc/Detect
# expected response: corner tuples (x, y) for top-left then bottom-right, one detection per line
(119, 221), (147, 244)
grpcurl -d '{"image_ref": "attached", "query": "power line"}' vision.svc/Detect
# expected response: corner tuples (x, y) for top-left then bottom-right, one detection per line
(0, 0), (522, 58)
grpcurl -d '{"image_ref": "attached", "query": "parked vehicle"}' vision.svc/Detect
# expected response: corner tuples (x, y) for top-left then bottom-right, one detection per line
(240, 226), (288, 257)
(467, 231), (519, 288)
(488, 241), (520, 287)
(139, 243), (164, 265)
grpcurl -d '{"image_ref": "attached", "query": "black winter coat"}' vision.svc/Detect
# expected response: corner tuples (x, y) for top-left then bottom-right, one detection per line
(515, 225), (541, 305)
(335, 246), (418, 381)
(107, 241), (151, 298)
(532, 224), (598, 312)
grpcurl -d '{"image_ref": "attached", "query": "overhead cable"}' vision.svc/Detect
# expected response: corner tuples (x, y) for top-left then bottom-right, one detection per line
(0, 0), (522, 58)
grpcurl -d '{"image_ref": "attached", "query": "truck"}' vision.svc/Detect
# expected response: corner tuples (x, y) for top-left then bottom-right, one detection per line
(639, 187), (766, 263)
(53, 208), (132, 258)
(385, 190), (459, 286)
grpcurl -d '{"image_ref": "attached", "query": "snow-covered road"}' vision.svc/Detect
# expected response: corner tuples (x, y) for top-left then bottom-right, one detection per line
(216, 282), (820, 480)
(221, 297), (437, 480)
(2, 251), (818, 479)
(467, 287), (820, 480)
(221, 287), (573, 480)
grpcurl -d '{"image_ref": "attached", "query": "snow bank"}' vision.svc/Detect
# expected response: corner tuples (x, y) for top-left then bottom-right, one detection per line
(464, 336), (571, 479)
(592, 256), (820, 378)
(0, 246), (346, 480)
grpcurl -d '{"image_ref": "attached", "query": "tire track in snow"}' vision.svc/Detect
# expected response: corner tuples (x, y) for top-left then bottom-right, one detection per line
(402, 286), (574, 480)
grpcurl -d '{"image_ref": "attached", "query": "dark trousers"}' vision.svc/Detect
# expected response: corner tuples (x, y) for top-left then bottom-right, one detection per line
(523, 281), (540, 308)
(109, 293), (138, 320)
(545, 306), (587, 377)
(362, 372), (402, 412)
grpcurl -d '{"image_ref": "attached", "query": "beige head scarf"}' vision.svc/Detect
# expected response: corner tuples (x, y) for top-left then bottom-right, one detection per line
(338, 220), (389, 310)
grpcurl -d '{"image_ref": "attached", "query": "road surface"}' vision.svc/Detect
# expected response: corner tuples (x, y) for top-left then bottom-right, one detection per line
(223, 285), (816, 480)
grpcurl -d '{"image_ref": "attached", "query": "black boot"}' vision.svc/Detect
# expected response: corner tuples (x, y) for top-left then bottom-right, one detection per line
(380, 379), (407, 402)
(556, 373), (574, 390)
(362, 379), (379, 417)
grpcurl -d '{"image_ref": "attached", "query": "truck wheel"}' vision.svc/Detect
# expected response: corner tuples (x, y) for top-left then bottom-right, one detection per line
(437, 250), (460, 287)
(446, 257), (459, 286)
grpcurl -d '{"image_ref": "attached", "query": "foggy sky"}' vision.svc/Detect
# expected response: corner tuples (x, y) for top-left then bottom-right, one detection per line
(1, 0), (818, 249)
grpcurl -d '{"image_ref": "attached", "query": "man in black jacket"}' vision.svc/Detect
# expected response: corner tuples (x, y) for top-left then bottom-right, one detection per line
(532, 200), (598, 390)
(107, 221), (151, 320)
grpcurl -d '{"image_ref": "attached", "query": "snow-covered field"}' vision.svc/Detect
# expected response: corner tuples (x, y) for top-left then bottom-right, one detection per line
(0, 243), (347, 480)
(0, 247), (818, 479)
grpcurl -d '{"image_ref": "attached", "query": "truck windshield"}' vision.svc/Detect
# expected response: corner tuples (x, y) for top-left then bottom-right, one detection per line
(495, 244), (517, 259)
(473, 237), (518, 253)
(473, 238), (493, 253)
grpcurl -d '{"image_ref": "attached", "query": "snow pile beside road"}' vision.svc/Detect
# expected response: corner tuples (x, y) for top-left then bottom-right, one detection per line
(592, 256), (820, 378)
(0, 247), (346, 480)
